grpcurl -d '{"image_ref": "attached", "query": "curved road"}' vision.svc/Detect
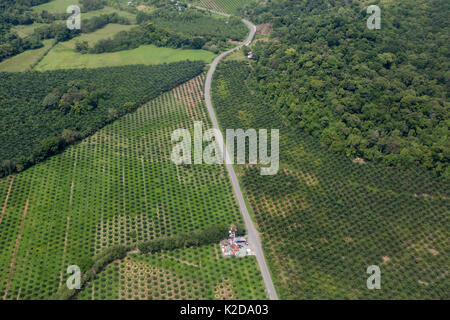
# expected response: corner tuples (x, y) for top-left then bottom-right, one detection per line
(202, 12), (279, 300)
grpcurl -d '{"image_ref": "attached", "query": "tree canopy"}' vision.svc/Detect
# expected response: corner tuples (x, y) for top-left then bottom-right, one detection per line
(243, 0), (449, 177)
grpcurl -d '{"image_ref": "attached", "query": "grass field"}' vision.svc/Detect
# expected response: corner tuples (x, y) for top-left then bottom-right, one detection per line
(11, 6), (136, 41)
(32, 23), (215, 71)
(32, 0), (136, 22)
(35, 42), (215, 71)
(81, 6), (137, 23)
(0, 74), (266, 300)
(145, 8), (247, 41)
(212, 61), (450, 299)
(76, 244), (267, 300)
(0, 40), (54, 72)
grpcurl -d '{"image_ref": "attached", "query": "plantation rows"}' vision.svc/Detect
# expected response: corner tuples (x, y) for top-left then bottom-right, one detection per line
(212, 61), (450, 299)
(0, 61), (205, 176)
(136, 6), (248, 42)
(192, 0), (254, 15)
(76, 244), (267, 300)
(0, 74), (264, 299)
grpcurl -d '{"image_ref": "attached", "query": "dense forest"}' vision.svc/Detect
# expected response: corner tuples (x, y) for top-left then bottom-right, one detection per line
(0, 60), (204, 176)
(243, 0), (449, 177)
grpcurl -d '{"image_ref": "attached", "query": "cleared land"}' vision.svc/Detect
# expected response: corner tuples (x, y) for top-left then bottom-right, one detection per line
(0, 74), (266, 300)
(145, 10), (247, 41)
(0, 39), (54, 72)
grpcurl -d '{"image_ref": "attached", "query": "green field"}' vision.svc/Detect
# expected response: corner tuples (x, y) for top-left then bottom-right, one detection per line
(212, 61), (450, 299)
(32, 0), (136, 22)
(0, 39), (54, 72)
(11, 6), (136, 42)
(76, 244), (266, 300)
(35, 42), (215, 71)
(82, 6), (137, 23)
(61, 23), (134, 49)
(0, 74), (266, 299)
(32, 0), (80, 13)
(11, 23), (50, 38)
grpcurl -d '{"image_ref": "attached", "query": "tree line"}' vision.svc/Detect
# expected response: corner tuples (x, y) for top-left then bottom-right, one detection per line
(52, 223), (245, 299)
